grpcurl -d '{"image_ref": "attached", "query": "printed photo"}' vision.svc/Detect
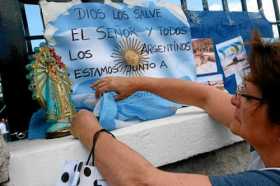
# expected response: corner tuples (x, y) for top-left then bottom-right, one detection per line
(192, 38), (218, 75)
(197, 74), (224, 90)
(216, 36), (248, 85)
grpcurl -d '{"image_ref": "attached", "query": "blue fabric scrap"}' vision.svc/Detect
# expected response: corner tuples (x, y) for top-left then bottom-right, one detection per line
(97, 91), (181, 131)
(28, 109), (51, 139)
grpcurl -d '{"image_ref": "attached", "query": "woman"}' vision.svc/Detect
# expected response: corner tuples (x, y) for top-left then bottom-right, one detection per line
(71, 32), (280, 186)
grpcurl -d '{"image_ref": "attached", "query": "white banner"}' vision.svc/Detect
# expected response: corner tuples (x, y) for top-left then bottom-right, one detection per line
(41, 0), (196, 95)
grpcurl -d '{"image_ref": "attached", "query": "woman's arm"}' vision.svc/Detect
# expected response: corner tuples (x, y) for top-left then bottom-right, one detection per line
(93, 77), (235, 129)
(71, 110), (212, 186)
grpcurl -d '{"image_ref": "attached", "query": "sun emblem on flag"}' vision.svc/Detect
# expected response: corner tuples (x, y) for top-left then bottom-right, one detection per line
(111, 37), (149, 76)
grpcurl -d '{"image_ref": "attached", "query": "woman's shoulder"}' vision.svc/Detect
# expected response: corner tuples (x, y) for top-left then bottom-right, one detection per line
(209, 168), (280, 186)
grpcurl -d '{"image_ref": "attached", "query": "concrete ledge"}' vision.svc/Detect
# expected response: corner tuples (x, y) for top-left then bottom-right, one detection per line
(7, 107), (242, 186)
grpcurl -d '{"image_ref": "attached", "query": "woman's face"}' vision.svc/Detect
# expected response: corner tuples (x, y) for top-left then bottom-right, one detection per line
(231, 81), (273, 147)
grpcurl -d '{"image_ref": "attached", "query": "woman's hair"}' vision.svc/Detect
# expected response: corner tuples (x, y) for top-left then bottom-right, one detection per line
(247, 32), (280, 124)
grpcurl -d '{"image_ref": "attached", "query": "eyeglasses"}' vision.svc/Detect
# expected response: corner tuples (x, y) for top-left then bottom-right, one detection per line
(236, 83), (264, 101)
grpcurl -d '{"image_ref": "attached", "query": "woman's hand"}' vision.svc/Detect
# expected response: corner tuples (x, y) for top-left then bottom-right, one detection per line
(91, 76), (137, 100)
(71, 110), (101, 148)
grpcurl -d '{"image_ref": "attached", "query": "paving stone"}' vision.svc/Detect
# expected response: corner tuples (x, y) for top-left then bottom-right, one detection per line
(0, 135), (9, 184)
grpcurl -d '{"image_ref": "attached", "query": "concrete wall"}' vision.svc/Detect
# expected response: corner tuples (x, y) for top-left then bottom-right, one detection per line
(7, 107), (244, 186)
(161, 142), (250, 176)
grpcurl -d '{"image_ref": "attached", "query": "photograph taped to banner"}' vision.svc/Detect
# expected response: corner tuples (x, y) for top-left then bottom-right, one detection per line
(196, 74), (224, 90)
(216, 36), (248, 86)
(192, 38), (218, 76)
